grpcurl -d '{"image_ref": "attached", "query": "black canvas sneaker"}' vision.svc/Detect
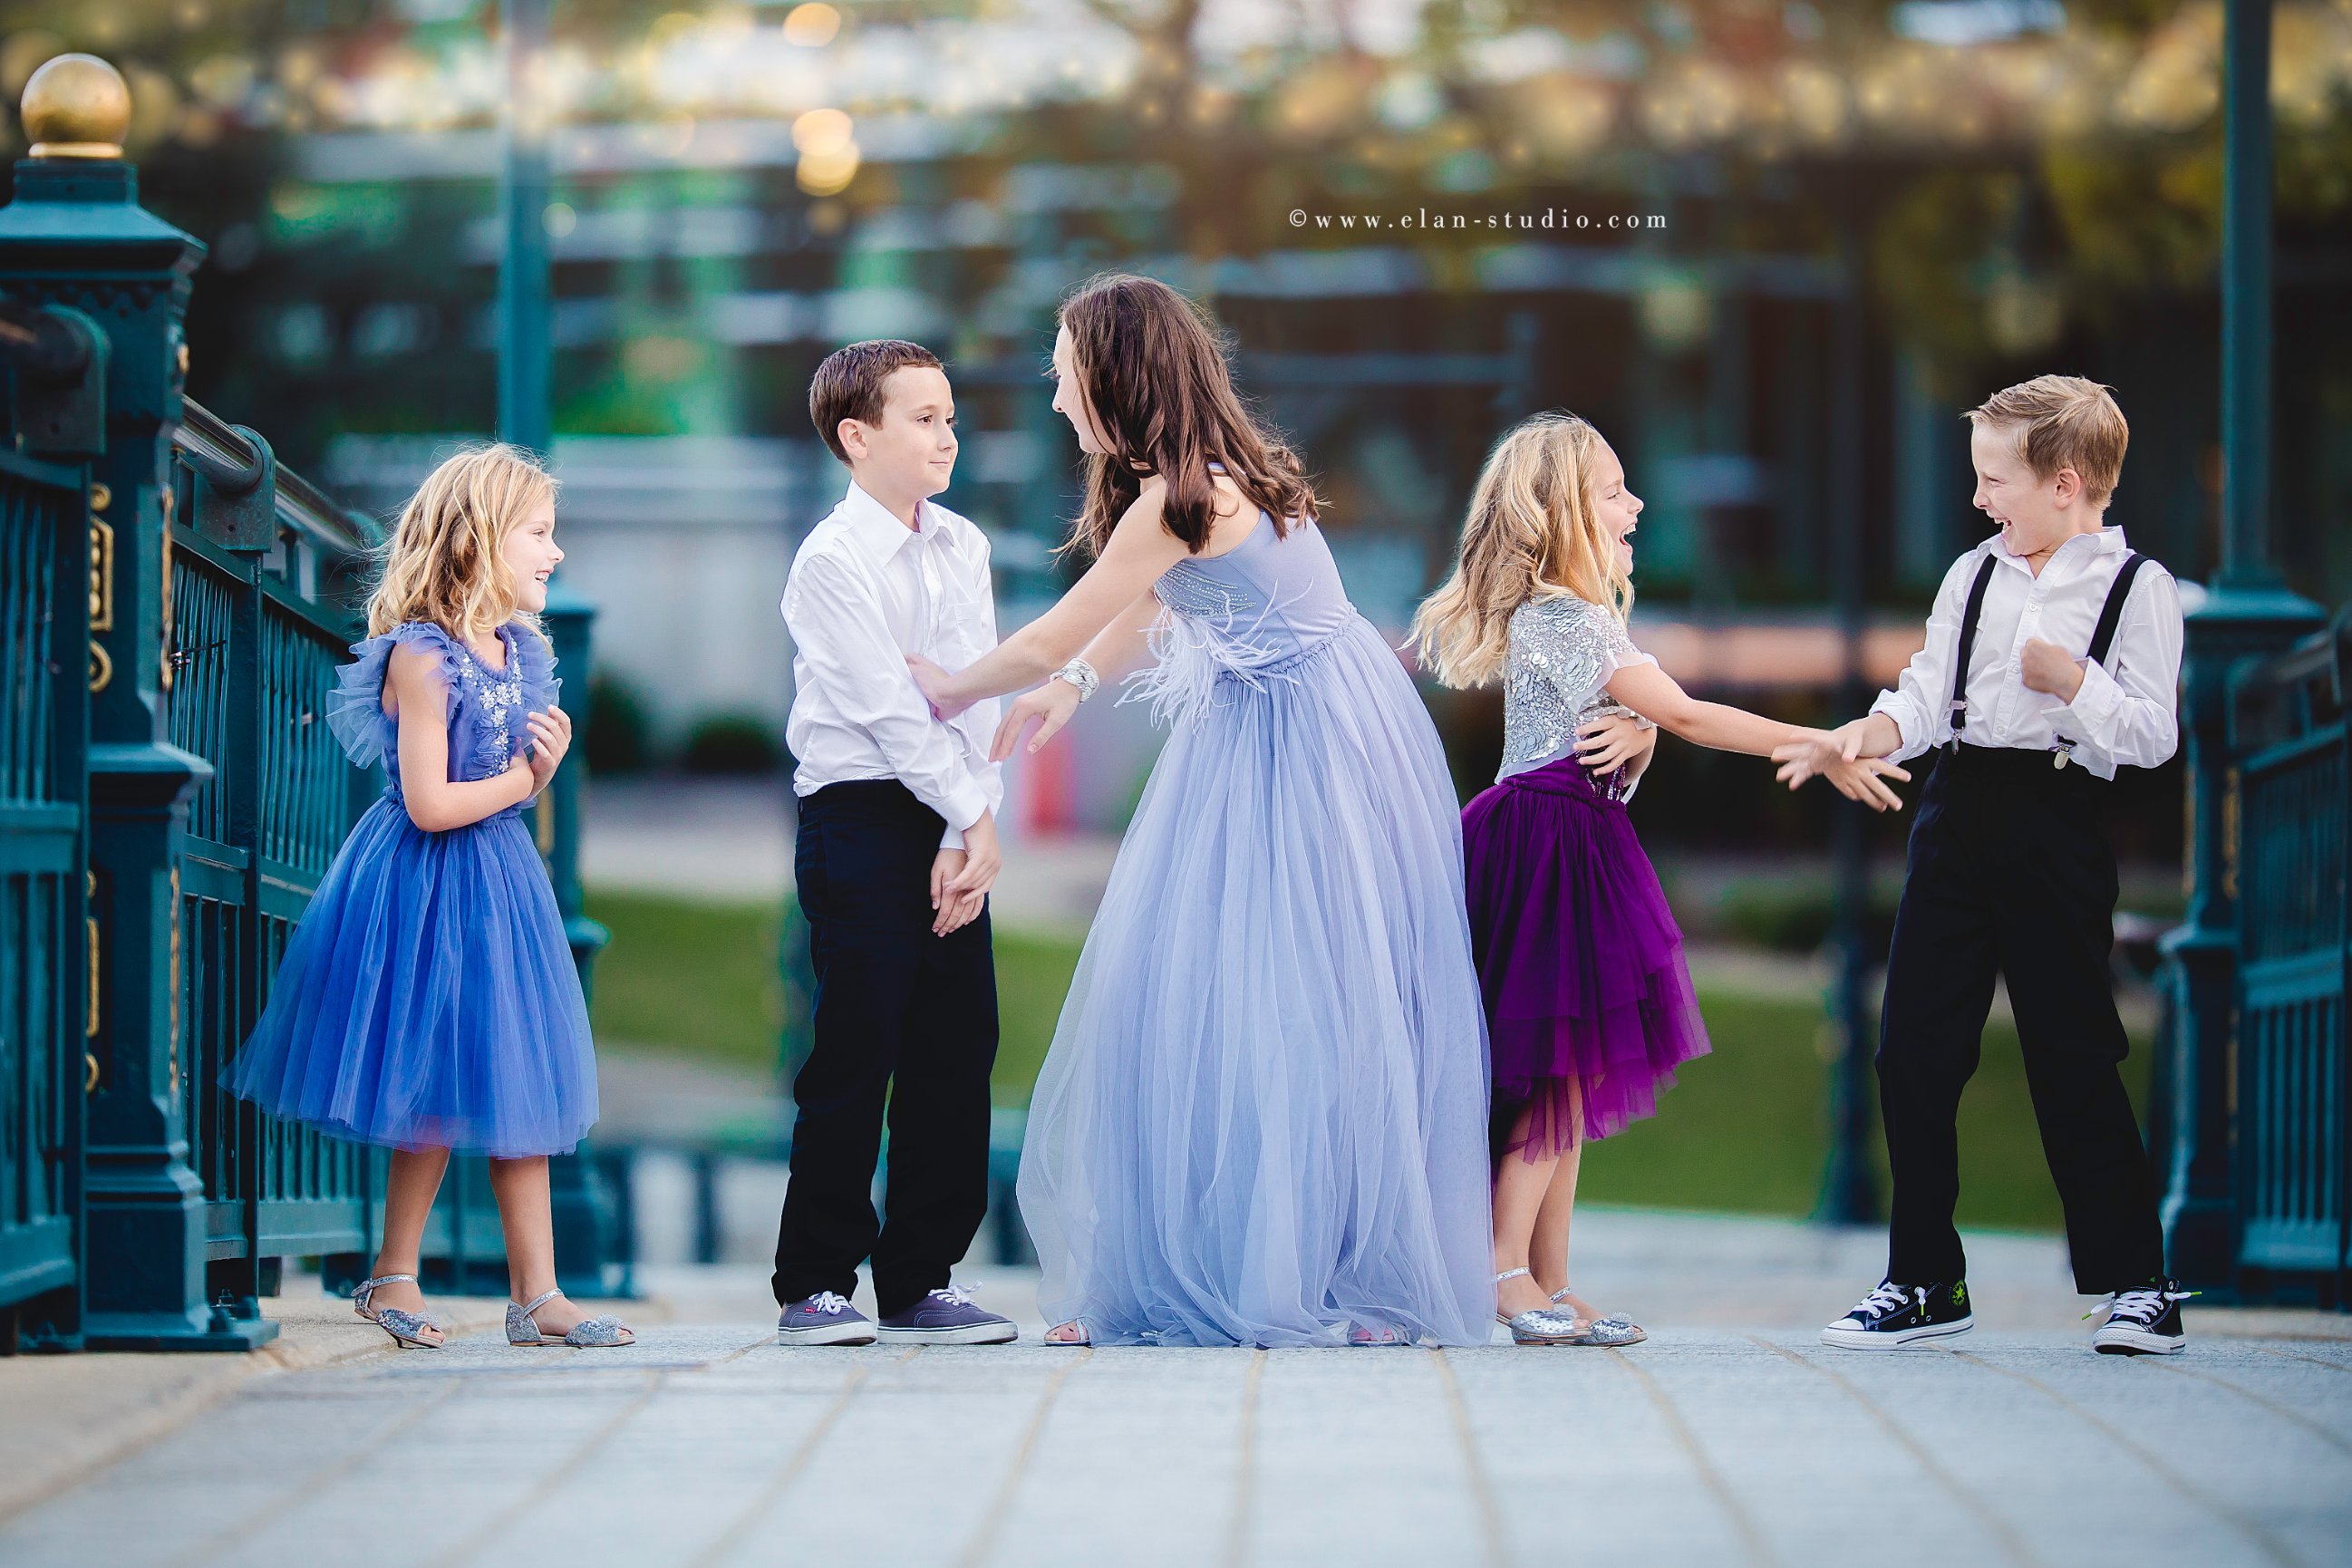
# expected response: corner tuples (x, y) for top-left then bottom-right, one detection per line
(2090, 1280), (2191, 1356)
(1820, 1278), (1974, 1350)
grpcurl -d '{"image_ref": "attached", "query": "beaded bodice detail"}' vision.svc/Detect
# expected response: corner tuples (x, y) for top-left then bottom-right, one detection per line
(1498, 595), (1650, 780)
(324, 618), (561, 826)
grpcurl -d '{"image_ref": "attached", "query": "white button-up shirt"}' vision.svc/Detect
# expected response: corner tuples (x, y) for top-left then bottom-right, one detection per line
(783, 479), (1003, 848)
(1871, 526), (2183, 780)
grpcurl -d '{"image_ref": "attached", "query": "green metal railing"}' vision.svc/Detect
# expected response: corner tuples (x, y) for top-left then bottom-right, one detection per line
(0, 444), (90, 1348)
(165, 402), (382, 1321)
(2227, 613), (2349, 1300)
(0, 56), (622, 1349)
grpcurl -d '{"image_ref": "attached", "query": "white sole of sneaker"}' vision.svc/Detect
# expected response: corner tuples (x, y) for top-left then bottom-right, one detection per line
(777, 1322), (878, 1346)
(875, 1321), (1020, 1345)
(1819, 1315), (1974, 1350)
(2094, 1329), (2186, 1355)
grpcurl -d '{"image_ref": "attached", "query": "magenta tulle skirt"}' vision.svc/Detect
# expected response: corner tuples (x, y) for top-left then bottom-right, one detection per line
(1461, 753), (1710, 1160)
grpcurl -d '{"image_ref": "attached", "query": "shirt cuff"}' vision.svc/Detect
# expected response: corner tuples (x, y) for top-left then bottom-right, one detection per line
(2058, 657), (2124, 738)
(1867, 692), (1930, 761)
(936, 779), (989, 838)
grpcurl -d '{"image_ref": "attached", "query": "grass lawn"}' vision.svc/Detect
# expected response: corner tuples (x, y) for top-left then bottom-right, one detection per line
(587, 889), (2149, 1234)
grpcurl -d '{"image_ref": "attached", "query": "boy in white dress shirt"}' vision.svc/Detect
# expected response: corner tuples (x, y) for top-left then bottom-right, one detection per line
(771, 340), (1016, 1346)
(1787, 376), (2191, 1356)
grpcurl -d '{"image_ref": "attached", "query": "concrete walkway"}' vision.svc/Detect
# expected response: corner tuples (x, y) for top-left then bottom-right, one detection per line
(3, 1212), (2344, 1568)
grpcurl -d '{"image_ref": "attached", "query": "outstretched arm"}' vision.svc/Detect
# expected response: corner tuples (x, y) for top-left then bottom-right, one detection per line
(1606, 661), (1907, 810)
(981, 586), (1166, 762)
(917, 484), (1194, 714)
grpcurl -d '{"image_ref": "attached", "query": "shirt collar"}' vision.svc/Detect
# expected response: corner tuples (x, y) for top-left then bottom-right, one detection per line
(1988, 523), (2127, 574)
(835, 479), (944, 566)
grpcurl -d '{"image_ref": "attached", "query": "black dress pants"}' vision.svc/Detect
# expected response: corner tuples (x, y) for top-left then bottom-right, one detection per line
(1878, 744), (2164, 1293)
(772, 781), (999, 1317)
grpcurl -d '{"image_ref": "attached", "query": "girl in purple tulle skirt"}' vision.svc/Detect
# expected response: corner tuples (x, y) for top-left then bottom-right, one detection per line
(1412, 412), (1908, 1344)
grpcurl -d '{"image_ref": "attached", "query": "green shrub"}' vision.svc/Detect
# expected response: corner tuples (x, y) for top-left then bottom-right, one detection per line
(584, 672), (653, 776)
(682, 711), (783, 775)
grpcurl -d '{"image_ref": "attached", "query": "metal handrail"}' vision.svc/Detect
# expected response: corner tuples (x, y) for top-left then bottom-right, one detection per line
(173, 397), (381, 559)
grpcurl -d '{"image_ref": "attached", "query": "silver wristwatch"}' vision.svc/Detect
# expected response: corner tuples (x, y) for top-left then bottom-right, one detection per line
(1050, 657), (1099, 703)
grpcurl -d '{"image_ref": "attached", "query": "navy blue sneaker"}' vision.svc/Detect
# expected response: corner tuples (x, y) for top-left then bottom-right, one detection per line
(778, 1291), (876, 1345)
(1821, 1279), (1973, 1350)
(2091, 1280), (2191, 1356)
(876, 1284), (1018, 1345)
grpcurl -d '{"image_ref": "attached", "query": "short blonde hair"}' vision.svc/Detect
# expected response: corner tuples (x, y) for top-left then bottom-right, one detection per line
(365, 443), (555, 644)
(1966, 375), (2129, 508)
(1409, 411), (1633, 689)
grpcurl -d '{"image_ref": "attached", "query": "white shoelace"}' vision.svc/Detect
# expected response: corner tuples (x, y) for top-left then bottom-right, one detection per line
(1854, 1282), (1918, 1320)
(929, 1283), (976, 1308)
(808, 1291), (853, 1316)
(2091, 1285), (2191, 1326)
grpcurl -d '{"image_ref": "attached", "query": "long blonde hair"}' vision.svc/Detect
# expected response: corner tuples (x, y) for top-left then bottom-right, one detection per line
(1409, 411), (1633, 689)
(364, 444), (555, 644)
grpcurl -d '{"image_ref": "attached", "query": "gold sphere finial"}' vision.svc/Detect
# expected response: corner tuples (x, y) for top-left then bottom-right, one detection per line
(22, 53), (131, 160)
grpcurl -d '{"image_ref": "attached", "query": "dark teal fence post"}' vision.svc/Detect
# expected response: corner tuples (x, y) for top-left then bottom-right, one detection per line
(541, 580), (622, 1296)
(0, 56), (268, 1349)
(2157, 0), (2327, 1291)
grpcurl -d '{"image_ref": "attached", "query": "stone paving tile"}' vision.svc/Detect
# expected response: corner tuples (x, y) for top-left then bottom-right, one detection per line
(5, 1246), (2350, 1568)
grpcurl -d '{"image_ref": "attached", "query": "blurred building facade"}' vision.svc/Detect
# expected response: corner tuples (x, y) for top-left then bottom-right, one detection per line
(6, 0), (2347, 837)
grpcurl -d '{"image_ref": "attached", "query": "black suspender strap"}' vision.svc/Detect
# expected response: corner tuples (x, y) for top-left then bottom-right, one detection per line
(1947, 554), (1999, 737)
(2086, 550), (2148, 669)
(2051, 548), (2149, 766)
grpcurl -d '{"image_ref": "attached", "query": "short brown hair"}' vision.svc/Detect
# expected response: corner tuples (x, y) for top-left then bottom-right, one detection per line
(808, 339), (944, 464)
(1965, 375), (2129, 508)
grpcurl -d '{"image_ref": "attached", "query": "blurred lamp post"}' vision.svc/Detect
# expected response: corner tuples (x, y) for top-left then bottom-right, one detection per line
(2156, 0), (2326, 1288)
(497, 0), (622, 1294)
(1819, 199), (1878, 1228)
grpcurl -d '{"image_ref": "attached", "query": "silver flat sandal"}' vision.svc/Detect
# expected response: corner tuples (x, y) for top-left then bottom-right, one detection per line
(507, 1288), (635, 1348)
(1552, 1286), (1646, 1346)
(1495, 1268), (1590, 1346)
(353, 1273), (443, 1350)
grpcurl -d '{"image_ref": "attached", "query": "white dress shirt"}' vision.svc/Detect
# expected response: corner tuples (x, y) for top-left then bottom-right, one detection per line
(1871, 525), (2183, 780)
(783, 479), (1004, 849)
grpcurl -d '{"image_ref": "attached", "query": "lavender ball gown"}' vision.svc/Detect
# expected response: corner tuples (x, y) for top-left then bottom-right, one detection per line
(1016, 508), (1494, 1347)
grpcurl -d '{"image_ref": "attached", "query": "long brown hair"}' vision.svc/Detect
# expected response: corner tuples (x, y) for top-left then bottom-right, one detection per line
(1410, 411), (1634, 689)
(1056, 273), (1319, 559)
(365, 443), (554, 646)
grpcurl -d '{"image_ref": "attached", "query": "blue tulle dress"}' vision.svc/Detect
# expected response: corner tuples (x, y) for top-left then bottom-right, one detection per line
(219, 618), (598, 1158)
(1015, 509), (1495, 1347)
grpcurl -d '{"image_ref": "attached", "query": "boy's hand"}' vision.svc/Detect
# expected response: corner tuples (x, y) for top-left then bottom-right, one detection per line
(907, 653), (975, 721)
(1573, 709), (1654, 775)
(1821, 755), (1912, 812)
(525, 706), (571, 790)
(1773, 715), (1892, 787)
(991, 679), (1083, 762)
(2020, 637), (2086, 702)
(934, 810), (1002, 934)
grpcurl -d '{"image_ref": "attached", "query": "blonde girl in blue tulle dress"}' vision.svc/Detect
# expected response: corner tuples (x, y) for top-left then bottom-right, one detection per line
(222, 445), (633, 1350)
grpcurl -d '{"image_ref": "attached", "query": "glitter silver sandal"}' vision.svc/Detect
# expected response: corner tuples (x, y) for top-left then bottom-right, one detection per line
(506, 1288), (635, 1348)
(1551, 1286), (1646, 1346)
(353, 1273), (444, 1350)
(1495, 1268), (1590, 1345)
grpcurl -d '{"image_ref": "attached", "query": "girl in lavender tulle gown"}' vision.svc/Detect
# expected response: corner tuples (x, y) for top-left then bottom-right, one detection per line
(1412, 412), (1908, 1345)
(222, 445), (632, 1351)
(913, 275), (1493, 1347)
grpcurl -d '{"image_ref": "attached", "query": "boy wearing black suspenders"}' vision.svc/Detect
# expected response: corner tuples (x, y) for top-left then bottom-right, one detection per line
(1778, 377), (2190, 1355)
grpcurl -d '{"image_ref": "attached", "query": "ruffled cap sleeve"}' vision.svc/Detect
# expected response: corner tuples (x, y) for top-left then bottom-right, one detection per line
(509, 622), (562, 715)
(324, 621), (462, 769)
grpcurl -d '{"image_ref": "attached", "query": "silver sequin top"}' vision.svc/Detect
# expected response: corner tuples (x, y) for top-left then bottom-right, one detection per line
(1497, 595), (1656, 782)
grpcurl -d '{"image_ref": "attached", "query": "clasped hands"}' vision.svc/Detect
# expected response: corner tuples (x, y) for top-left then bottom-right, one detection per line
(1769, 717), (1911, 810)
